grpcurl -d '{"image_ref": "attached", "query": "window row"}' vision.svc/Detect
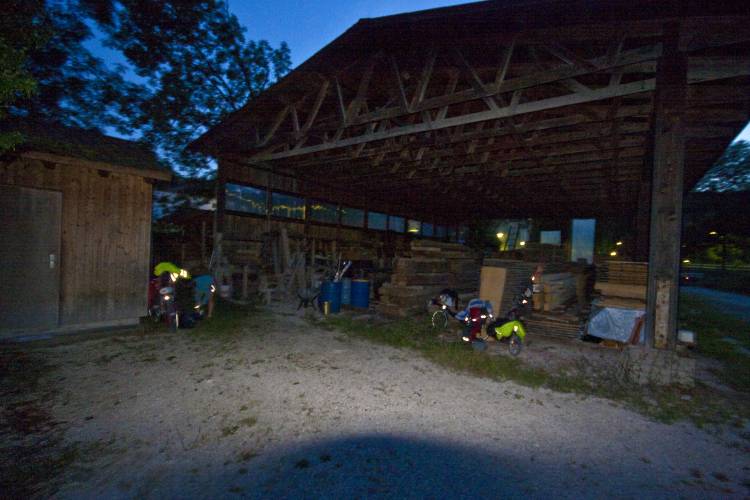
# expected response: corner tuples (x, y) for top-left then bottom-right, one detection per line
(224, 183), (464, 239)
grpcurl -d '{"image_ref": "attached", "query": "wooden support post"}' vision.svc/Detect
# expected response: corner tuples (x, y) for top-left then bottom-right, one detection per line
(634, 180), (651, 261)
(242, 264), (249, 300)
(645, 23), (687, 350)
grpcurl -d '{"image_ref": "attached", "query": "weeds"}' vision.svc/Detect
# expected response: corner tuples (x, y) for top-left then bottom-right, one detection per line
(678, 293), (750, 391)
(314, 311), (750, 425)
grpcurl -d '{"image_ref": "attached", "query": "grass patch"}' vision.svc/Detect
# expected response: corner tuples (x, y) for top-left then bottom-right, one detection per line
(317, 314), (557, 389)
(186, 299), (272, 343)
(314, 313), (750, 425)
(679, 292), (750, 391)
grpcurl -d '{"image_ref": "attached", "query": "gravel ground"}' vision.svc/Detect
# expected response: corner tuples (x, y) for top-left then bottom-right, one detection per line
(1, 308), (749, 499)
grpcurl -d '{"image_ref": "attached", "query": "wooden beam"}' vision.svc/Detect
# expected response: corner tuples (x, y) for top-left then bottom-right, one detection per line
(346, 56), (378, 121)
(411, 48), (437, 109)
(334, 77), (347, 127)
(258, 105), (290, 147)
(645, 22), (688, 351)
(346, 43), (662, 129)
(390, 56), (410, 112)
(19, 151), (172, 181)
(251, 79), (656, 161)
(495, 38), (516, 85)
(301, 80), (330, 134)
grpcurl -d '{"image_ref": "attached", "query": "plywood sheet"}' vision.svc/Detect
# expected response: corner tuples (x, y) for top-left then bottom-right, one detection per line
(479, 266), (507, 314)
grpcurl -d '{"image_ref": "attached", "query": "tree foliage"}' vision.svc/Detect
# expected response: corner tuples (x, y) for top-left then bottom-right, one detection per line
(86, 0), (292, 176)
(2, 0), (134, 146)
(3, 0), (291, 178)
(694, 140), (750, 192)
(0, 1), (44, 152)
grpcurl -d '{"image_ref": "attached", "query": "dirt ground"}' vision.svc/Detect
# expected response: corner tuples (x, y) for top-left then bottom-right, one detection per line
(1, 307), (749, 499)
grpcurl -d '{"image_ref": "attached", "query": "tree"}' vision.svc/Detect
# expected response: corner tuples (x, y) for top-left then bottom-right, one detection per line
(694, 140), (750, 192)
(0, 1), (44, 152)
(3, 0), (136, 139)
(87, 0), (292, 177)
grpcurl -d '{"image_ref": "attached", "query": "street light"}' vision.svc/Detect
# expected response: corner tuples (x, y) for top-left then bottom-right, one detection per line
(496, 232), (505, 240)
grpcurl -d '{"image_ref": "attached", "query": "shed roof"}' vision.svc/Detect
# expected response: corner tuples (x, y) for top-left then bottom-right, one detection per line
(192, 0), (750, 220)
(2, 119), (171, 180)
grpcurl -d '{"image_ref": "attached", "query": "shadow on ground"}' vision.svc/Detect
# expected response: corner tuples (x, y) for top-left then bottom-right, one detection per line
(112, 433), (733, 499)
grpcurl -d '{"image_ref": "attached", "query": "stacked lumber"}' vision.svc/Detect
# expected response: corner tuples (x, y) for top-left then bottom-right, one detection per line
(597, 261), (648, 286)
(539, 272), (577, 312)
(482, 259), (569, 313)
(377, 241), (480, 316)
(593, 261), (647, 309)
(525, 311), (582, 341)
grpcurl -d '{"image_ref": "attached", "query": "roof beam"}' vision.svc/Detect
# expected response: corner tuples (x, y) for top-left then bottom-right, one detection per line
(251, 78), (656, 161)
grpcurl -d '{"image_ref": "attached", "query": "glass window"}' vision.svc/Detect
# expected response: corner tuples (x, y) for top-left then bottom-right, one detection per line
(271, 192), (305, 220)
(540, 230), (562, 246)
(225, 183), (267, 215)
(341, 206), (365, 227)
(571, 219), (596, 264)
(435, 225), (447, 238)
(367, 211), (387, 230)
(389, 215), (405, 233)
(407, 219), (421, 235)
(422, 223), (434, 237)
(309, 200), (339, 224)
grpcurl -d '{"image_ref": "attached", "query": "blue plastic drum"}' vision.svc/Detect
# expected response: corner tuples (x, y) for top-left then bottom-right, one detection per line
(341, 277), (352, 306)
(320, 280), (342, 313)
(350, 279), (370, 309)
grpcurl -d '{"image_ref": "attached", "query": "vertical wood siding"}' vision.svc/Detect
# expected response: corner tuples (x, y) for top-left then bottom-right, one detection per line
(0, 158), (152, 327)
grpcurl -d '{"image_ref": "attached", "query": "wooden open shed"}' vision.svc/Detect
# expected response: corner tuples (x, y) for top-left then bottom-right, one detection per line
(0, 121), (171, 337)
(191, 1), (750, 350)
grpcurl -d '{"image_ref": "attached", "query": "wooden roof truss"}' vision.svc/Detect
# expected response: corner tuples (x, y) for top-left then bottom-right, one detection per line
(214, 17), (750, 218)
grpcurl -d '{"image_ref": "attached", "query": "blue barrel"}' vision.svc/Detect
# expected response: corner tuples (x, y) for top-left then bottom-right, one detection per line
(321, 280), (342, 313)
(341, 278), (352, 306)
(350, 279), (370, 309)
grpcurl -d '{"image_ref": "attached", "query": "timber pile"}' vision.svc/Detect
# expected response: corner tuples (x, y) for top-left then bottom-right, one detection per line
(539, 272), (577, 312)
(594, 261), (647, 309)
(597, 261), (648, 286)
(524, 312), (582, 341)
(482, 259), (585, 340)
(377, 241), (480, 316)
(482, 259), (569, 313)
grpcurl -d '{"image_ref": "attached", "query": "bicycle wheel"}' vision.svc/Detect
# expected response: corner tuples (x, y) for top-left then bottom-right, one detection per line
(509, 333), (523, 356)
(431, 310), (448, 330)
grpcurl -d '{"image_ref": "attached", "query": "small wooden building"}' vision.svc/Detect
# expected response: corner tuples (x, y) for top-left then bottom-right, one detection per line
(0, 121), (171, 337)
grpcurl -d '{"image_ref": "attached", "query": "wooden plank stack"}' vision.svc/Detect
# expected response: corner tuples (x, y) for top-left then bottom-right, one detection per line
(481, 259), (584, 340)
(524, 311), (582, 341)
(593, 261), (647, 309)
(539, 272), (577, 312)
(596, 261), (648, 286)
(377, 241), (481, 316)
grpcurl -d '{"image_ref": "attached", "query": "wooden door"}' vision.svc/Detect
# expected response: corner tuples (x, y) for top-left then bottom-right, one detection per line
(0, 185), (62, 333)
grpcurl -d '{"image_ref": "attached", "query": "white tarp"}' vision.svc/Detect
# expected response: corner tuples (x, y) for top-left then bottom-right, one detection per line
(587, 307), (645, 343)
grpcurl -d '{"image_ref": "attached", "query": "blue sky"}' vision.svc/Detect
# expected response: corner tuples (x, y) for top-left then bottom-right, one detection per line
(228, 0), (469, 66)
